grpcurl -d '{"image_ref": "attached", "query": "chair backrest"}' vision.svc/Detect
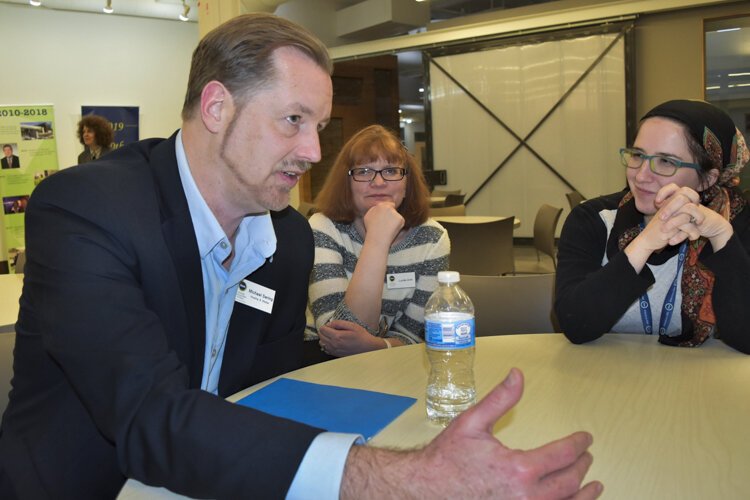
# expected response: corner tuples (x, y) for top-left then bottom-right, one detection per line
(429, 204), (466, 217)
(565, 191), (585, 210)
(459, 274), (558, 335)
(13, 250), (26, 274)
(0, 332), (15, 416)
(440, 217), (515, 276)
(533, 204), (563, 267)
(443, 193), (466, 207)
(431, 189), (462, 197)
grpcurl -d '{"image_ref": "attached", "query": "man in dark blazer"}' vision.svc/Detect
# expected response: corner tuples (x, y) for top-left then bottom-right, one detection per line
(0, 13), (599, 500)
(1, 145), (19, 169)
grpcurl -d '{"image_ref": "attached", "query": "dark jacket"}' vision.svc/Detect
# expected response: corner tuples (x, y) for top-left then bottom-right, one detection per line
(0, 133), (322, 498)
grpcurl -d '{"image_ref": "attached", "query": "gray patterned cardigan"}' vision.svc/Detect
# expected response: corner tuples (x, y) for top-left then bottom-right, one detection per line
(305, 213), (450, 345)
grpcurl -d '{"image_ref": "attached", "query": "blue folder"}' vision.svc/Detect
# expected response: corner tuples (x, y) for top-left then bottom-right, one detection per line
(236, 378), (417, 441)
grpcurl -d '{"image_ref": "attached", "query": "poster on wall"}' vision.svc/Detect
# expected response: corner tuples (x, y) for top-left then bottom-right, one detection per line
(0, 104), (59, 272)
(81, 106), (139, 151)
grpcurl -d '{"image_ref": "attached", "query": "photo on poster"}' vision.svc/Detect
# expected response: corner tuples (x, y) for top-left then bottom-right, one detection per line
(1, 143), (20, 169)
(2, 195), (29, 215)
(33, 169), (56, 186)
(21, 121), (54, 141)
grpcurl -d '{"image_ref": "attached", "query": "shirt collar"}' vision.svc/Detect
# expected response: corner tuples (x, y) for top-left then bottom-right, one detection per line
(174, 130), (276, 263)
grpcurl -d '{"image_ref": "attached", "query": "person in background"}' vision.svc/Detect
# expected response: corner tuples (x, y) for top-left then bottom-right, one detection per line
(1, 145), (19, 169)
(306, 125), (449, 359)
(555, 99), (750, 354)
(0, 13), (601, 499)
(76, 114), (113, 163)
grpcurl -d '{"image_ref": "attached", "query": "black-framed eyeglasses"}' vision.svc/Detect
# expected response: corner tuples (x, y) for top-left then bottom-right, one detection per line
(348, 166), (407, 182)
(619, 148), (701, 177)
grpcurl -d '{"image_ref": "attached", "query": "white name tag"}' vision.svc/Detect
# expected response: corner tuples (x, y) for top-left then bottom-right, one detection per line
(235, 280), (275, 314)
(386, 272), (416, 289)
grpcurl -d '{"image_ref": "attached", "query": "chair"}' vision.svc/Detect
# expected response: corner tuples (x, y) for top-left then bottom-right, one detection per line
(296, 201), (317, 219)
(459, 274), (558, 336)
(515, 204), (563, 274)
(565, 191), (585, 210)
(440, 217), (515, 276)
(0, 332), (15, 416)
(429, 204), (466, 217)
(13, 250), (26, 274)
(443, 193), (466, 207)
(431, 189), (462, 197)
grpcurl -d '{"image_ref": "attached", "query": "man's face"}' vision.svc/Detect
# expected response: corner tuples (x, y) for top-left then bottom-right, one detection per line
(3, 146), (11, 158)
(217, 46), (332, 214)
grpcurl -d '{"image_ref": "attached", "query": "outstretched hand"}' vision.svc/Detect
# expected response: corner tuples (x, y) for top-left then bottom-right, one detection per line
(341, 368), (602, 499)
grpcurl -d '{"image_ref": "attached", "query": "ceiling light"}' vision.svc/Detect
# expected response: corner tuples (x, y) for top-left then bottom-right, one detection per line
(103, 0), (113, 14)
(728, 72), (750, 77)
(179, 1), (190, 21)
(29, 0), (41, 6)
(716, 27), (740, 33)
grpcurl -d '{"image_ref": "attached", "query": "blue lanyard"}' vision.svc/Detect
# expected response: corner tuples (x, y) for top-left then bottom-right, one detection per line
(638, 241), (687, 335)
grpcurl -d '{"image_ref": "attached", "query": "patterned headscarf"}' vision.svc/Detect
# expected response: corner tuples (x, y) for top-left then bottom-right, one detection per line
(613, 100), (748, 347)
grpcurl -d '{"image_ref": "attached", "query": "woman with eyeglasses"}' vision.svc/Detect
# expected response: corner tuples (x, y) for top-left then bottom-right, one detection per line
(305, 125), (449, 360)
(555, 99), (750, 353)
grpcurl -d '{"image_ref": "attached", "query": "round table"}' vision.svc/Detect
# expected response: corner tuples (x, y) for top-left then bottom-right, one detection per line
(121, 334), (750, 499)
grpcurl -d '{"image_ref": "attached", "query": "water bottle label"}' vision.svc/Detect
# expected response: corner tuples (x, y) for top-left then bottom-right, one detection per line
(425, 317), (475, 349)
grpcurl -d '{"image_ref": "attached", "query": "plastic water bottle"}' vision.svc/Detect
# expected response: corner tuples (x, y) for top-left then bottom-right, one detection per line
(424, 271), (476, 426)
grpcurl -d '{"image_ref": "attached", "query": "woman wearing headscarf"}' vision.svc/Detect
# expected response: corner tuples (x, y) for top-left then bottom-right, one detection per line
(305, 125), (449, 359)
(555, 99), (750, 353)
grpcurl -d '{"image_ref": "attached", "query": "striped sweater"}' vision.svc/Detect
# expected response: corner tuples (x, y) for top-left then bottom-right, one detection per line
(306, 213), (450, 345)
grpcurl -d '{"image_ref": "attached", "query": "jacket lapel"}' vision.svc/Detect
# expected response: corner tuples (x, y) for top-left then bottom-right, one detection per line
(150, 133), (206, 388)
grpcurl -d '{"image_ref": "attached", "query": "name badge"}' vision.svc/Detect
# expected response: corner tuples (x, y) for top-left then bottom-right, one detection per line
(235, 280), (275, 314)
(386, 272), (416, 290)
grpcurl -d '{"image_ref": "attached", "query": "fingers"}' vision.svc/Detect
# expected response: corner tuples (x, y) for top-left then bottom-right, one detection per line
(529, 433), (596, 499)
(453, 368), (524, 434)
(528, 431), (593, 477)
(656, 185), (699, 221)
(573, 481), (604, 500)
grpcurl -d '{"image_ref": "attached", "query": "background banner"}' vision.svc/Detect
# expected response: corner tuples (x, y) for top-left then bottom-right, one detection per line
(81, 105), (139, 150)
(0, 104), (59, 272)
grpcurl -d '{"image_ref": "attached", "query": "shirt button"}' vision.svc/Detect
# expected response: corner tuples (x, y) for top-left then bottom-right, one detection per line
(220, 241), (228, 249)
(211, 348), (217, 357)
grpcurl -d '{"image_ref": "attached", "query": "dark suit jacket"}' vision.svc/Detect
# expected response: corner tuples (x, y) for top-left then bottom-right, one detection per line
(77, 146), (112, 164)
(0, 155), (19, 169)
(0, 133), (322, 499)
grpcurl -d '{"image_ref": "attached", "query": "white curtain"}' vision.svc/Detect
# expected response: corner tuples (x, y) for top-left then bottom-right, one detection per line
(430, 31), (627, 237)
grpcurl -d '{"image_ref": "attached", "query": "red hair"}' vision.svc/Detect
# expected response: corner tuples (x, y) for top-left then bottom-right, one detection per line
(315, 125), (430, 228)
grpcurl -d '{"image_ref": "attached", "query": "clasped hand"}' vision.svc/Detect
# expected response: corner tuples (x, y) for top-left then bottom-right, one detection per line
(639, 183), (732, 253)
(319, 319), (383, 357)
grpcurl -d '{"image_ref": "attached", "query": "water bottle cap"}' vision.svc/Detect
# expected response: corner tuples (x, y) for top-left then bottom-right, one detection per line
(437, 271), (460, 283)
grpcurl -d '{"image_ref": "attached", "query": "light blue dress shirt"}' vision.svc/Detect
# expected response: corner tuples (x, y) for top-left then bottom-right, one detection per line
(174, 131), (360, 499)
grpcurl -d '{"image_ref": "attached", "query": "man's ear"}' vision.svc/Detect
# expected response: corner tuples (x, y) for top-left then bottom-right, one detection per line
(701, 168), (720, 191)
(200, 81), (233, 134)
